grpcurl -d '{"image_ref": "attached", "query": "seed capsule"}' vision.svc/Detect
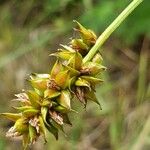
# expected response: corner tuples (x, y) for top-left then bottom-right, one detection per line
(14, 118), (28, 133)
(28, 73), (49, 92)
(55, 70), (70, 89)
(82, 62), (106, 75)
(51, 60), (63, 79)
(51, 50), (73, 60)
(44, 89), (61, 99)
(57, 90), (71, 110)
(54, 105), (70, 113)
(0, 113), (21, 122)
(22, 108), (39, 117)
(60, 44), (75, 52)
(73, 20), (97, 46)
(68, 52), (83, 70)
(70, 39), (89, 56)
(41, 107), (49, 126)
(81, 76), (103, 85)
(39, 116), (47, 142)
(0, 20), (106, 149)
(92, 53), (103, 64)
(29, 124), (37, 144)
(27, 90), (41, 108)
(75, 78), (91, 90)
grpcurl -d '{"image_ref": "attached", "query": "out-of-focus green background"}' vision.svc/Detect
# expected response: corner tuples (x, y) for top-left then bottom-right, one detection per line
(0, 0), (149, 150)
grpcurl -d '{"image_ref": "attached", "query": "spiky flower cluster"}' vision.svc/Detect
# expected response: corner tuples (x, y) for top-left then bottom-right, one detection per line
(0, 21), (106, 149)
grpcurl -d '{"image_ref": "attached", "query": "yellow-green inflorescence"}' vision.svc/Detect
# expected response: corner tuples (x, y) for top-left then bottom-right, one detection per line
(0, 21), (106, 149)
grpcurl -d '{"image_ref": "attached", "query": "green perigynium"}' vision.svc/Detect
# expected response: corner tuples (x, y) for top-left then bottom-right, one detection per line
(0, 21), (105, 149)
(0, 0), (143, 149)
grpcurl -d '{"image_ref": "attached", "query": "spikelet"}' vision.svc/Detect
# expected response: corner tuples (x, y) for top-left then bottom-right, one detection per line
(0, 21), (106, 149)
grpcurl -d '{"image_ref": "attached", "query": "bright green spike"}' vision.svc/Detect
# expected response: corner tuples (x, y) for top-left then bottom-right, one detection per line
(39, 116), (47, 142)
(30, 73), (50, 79)
(55, 70), (70, 89)
(44, 89), (61, 99)
(34, 88), (44, 97)
(41, 107), (59, 138)
(22, 109), (39, 117)
(68, 52), (83, 70)
(60, 44), (75, 52)
(54, 105), (77, 114)
(41, 107), (50, 127)
(41, 108), (60, 139)
(92, 53), (103, 64)
(63, 65), (80, 77)
(13, 106), (33, 112)
(28, 78), (48, 92)
(0, 113), (21, 122)
(50, 50), (73, 60)
(54, 105), (70, 113)
(70, 39), (89, 56)
(29, 124), (37, 144)
(14, 118), (28, 133)
(51, 60), (63, 79)
(68, 76), (76, 91)
(27, 90), (41, 108)
(28, 73), (49, 92)
(57, 90), (71, 110)
(81, 76), (104, 84)
(82, 61), (106, 75)
(73, 20), (97, 46)
(75, 78), (91, 90)
(41, 100), (51, 107)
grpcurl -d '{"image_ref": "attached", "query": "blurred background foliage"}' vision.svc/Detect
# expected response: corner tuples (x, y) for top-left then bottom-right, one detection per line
(0, 0), (149, 150)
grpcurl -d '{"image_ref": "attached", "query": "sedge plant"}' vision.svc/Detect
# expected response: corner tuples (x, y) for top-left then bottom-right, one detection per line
(0, 0), (143, 149)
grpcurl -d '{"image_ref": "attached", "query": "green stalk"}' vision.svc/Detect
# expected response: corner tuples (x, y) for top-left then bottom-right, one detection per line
(83, 0), (143, 63)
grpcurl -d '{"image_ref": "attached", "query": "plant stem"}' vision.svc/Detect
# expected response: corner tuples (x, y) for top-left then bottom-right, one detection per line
(83, 0), (143, 63)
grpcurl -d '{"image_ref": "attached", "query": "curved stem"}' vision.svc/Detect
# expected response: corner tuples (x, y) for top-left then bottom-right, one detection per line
(83, 0), (143, 63)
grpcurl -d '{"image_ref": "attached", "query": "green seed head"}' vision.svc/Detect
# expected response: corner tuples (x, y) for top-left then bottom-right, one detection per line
(0, 20), (105, 149)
